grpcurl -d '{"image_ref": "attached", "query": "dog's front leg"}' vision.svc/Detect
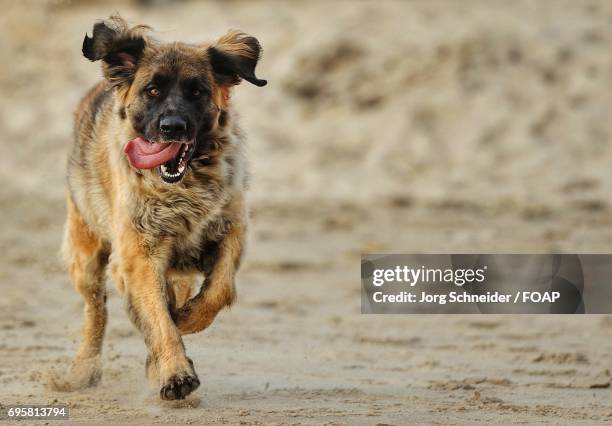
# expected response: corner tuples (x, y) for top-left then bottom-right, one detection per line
(173, 217), (245, 335)
(117, 225), (200, 400)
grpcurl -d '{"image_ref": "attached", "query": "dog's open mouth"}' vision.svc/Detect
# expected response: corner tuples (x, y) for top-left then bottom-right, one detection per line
(157, 142), (196, 183)
(124, 137), (196, 184)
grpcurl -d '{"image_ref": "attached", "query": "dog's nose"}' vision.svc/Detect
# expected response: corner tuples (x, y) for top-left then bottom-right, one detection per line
(159, 116), (187, 134)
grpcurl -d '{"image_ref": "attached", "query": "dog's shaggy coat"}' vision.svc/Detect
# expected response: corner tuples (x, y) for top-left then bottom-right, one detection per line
(57, 15), (266, 400)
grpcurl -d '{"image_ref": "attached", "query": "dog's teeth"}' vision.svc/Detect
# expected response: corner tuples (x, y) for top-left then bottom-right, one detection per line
(159, 161), (186, 182)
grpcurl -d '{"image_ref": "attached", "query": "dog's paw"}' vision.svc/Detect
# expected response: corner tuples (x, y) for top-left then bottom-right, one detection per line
(47, 356), (102, 391)
(173, 305), (215, 335)
(160, 371), (200, 400)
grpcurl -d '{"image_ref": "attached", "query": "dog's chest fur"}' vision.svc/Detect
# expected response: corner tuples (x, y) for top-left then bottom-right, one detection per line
(127, 140), (245, 272)
(129, 175), (230, 269)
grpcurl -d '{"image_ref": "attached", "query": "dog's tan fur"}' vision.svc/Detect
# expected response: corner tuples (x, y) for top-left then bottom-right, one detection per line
(58, 15), (264, 400)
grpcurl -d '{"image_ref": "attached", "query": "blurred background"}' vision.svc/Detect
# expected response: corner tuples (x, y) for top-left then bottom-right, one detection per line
(2, 0), (612, 423)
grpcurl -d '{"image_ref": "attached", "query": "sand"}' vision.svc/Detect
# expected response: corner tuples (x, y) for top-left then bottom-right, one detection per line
(2, 0), (612, 423)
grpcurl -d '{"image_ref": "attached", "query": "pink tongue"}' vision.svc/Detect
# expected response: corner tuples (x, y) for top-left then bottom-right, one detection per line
(124, 137), (182, 169)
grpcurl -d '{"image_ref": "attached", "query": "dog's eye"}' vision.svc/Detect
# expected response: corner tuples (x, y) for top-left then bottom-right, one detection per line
(192, 89), (201, 98)
(147, 86), (160, 98)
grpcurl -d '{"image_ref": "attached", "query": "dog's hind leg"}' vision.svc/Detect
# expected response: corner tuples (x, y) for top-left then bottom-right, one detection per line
(49, 196), (109, 391)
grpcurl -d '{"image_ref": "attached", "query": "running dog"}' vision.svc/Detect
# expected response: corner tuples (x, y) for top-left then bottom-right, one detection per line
(58, 15), (266, 400)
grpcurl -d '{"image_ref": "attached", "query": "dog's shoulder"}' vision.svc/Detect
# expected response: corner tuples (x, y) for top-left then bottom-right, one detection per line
(74, 81), (113, 142)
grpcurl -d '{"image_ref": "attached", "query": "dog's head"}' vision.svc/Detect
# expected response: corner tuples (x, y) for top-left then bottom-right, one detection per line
(82, 15), (266, 184)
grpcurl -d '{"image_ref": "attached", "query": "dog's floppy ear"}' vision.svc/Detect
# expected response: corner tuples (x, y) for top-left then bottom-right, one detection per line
(82, 15), (149, 87)
(208, 31), (267, 87)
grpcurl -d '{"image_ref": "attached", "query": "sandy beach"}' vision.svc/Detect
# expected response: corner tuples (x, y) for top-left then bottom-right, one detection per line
(2, 0), (612, 423)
